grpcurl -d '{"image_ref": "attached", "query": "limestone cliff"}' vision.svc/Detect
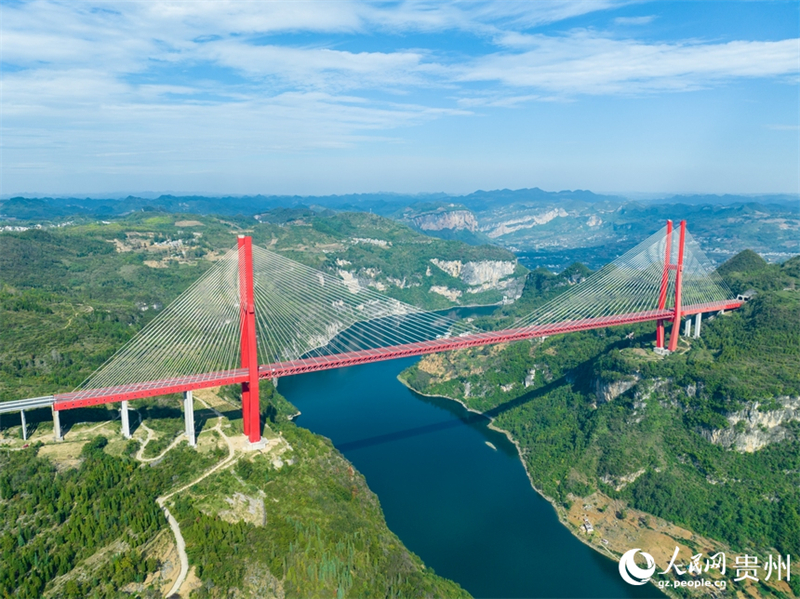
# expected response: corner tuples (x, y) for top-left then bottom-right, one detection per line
(429, 258), (516, 285)
(411, 210), (478, 232)
(701, 396), (800, 452)
(461, 261), (517, 286)
(594, 375), (640, 403)
(483, 208), (568, 238)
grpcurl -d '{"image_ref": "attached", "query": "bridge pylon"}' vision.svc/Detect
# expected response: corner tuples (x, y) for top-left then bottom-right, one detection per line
(655, 220), (673, 349)
(654, 219), (687, 353)
(667, 220), (686, 352)
(238, 235), (261, 444)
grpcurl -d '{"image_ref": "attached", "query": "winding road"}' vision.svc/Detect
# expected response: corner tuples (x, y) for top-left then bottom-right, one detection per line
(134, 396), (238, 597)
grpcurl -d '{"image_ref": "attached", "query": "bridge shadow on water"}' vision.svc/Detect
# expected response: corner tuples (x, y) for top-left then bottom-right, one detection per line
(337, 376), (569, 453)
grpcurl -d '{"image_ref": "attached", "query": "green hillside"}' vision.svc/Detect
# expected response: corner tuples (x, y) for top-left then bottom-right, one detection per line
(0, 213), (476, 597)
(1, 385), (469, 599)
(0, 211), (523, 402)
(401, 252), (800, 597)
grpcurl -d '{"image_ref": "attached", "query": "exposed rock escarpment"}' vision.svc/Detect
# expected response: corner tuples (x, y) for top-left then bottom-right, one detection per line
(594, 375), (641, 403)
(429, 259), (516, 285)
(412, 209), (478, 232)
(701, 396), (800, 452)
(483, 208), (568, 238)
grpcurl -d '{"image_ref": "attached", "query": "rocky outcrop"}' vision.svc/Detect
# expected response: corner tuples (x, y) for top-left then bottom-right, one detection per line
(524, 369), (536, 388)
(483, 208), (568, 238)
(351, 237), (390, 247)
(600, 468), (646, 491)
(461, 261), (516, 286)
(701, 397), (800, 452)
(429, 258), (516, 286)
(412, 209), (478, 232)
(430, 259), (463, 278)
(587, 215), (603, 227)
(595, 375), (640, 403)
(338, 269), (361, 293)
(429, 286), (462, 301)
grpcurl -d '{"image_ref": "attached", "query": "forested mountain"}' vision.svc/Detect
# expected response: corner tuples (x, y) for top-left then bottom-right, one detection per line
(2, 208), (797, 597)
(1, 385), (470, 598)
(0, 211), (523, 402)
(0, 213), (480, 598)
(3, 189), (797, 271)
(401, 252), (800, 598)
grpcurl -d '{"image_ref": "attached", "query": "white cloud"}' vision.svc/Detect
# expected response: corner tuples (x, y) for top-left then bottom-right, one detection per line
(457, 34), (800, 95)
(614, 16), (656, 26)
(4, 2), (797, 104)
(1, 1), (798, 194)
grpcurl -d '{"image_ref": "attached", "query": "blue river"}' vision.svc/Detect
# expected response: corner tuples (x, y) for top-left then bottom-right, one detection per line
(280, 356), (665, 598)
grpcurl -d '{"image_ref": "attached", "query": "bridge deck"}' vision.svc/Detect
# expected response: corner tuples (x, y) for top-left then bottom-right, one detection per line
(46, 300), (741, 410)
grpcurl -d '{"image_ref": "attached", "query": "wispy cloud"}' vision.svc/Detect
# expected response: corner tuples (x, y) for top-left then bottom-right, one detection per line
(766, 124), (800, 131)
(614, 16), (656, 26)
(457, 34), (800, 95)
(1, 1), (798, 194)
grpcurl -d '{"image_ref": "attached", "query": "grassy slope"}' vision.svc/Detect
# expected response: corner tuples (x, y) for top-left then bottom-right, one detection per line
(401, 253), (800, 597)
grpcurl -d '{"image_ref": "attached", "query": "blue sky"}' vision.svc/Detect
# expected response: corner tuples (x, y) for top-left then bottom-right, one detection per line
(1, 1), (798, 197)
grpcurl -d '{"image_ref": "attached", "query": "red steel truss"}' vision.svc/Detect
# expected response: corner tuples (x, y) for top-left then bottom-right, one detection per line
(53, 298), (741, 412)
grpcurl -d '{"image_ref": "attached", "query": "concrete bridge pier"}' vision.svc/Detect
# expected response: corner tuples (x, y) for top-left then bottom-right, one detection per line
(184, 391), (196, 447)
(52, 407), (62, 441)
(20, 410), (27, 441)
(121, 400), (131, 439)
(684, 319), (692, 337)
(693, 313), (702, 338)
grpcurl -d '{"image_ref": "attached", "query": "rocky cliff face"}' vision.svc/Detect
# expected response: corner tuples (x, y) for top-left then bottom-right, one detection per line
(594, 375), (641, 403)
(701, 396), (800, 452)
(461, 261), (517, 286)
(425, 258), (523, 303)
(430, 259), (516, 285)
(483, 208), (568, 238)
(412, 210), (478, 232)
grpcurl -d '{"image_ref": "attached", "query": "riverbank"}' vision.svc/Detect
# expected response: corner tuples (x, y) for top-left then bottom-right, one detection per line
(395, 372), (800, 599)
(396, 375), (591, 531)
(395, 374), (688, 598)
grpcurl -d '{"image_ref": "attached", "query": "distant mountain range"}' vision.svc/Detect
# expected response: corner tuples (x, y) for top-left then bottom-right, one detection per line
(1, 188), (797, 220)
(2, 188), (798, 270)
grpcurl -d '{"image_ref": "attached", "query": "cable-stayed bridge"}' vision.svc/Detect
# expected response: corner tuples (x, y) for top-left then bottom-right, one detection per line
(2, 220), (742, 445)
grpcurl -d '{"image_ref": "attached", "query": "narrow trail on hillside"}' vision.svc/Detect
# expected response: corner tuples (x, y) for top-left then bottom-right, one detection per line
(135, 422), (185, 463)
(133, 395), (238, 598)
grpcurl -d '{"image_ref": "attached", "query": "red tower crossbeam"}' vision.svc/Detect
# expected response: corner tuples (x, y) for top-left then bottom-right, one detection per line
(52, 298), (740, 411)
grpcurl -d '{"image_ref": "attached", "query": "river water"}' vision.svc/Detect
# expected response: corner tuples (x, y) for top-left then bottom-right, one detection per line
(281, 355), (665, 599)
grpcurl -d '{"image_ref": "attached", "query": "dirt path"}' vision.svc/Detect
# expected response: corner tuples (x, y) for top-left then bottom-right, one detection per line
(134, 421), (155, 461)
(161, 507), (188, 597)
(145, 397), (237, 597)
(159, 420), (236, 505)
(136, 423), (185, 463)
